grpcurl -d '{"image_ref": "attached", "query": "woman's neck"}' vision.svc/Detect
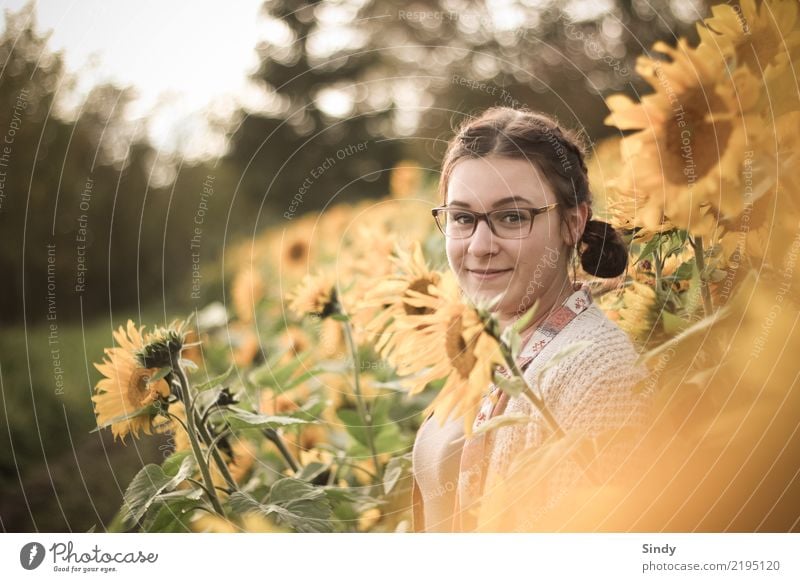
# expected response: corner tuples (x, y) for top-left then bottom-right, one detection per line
(498, 279), (577, 336)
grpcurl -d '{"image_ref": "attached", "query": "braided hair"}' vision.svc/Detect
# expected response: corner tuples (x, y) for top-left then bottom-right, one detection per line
(439, 107), (628, 278)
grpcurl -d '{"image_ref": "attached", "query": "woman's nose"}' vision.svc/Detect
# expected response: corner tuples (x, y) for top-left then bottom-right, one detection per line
(467, 218), (500, 256)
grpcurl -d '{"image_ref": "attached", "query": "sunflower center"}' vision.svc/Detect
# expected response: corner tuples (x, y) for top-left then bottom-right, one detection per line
(403, 277), (438, 315)
(664, 86), (732, 185)
(127, 368), (167, 408)
(738, 29), (778, 73)
(288, 241), (308, 263)
(445, 315), (477, 379)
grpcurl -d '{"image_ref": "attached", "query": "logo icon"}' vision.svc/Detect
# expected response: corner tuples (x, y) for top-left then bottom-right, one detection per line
(20, 542), (45, 570)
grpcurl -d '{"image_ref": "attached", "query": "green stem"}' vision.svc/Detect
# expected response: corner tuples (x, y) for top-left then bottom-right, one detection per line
(503, 349), (600, 484)
(341, 319), (381, 478)
(263, 428), (301, 474)
(653, 246), (663, 296)
(172, 359), (225, 517)
(506, 356), (565, 439)
(193, 412), (237, 492)
(691, 235), (714, 317)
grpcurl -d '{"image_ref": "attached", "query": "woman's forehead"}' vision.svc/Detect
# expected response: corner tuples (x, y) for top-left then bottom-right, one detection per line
(446, 156), (556, 207)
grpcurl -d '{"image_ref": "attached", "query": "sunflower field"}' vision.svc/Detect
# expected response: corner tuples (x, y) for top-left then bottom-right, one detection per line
(91, 0), (800, 533)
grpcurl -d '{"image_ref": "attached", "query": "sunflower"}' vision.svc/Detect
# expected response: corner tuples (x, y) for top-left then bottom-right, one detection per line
(287, 272), (338, 319)
(276, 326), (311, 364)
(701, 0), (800, 74)
(157, 401), (191, 454)
(615, 282), (659, 345)
(359, 241), (442, 345)
(277, 217), (316, 279)
(231, 267), (264, 324)
(389, 160), (423, 199)
(378, 273), (506, 437)
(92, 321), (172, 441)
(605, 38), (762, 237)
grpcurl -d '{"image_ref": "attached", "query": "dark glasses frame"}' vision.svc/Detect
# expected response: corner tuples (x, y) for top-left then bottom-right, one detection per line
(431, 202), (560, 239)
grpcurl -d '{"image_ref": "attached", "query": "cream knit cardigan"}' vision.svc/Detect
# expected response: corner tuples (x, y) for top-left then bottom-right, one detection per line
(411, 300), (656, 532)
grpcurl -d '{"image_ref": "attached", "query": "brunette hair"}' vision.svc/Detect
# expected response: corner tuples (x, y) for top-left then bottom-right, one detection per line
(438, 106), (628, 278)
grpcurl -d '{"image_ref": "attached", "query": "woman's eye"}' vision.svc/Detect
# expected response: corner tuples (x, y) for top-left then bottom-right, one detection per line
(453, 213), (475, 224)
(497, 211), (527, 223)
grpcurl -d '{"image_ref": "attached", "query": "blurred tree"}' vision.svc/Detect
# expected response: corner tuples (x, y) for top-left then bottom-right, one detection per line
(0, 4), (237, 323)
(224, 0), (402, 232)
(226, 0), (711, 219)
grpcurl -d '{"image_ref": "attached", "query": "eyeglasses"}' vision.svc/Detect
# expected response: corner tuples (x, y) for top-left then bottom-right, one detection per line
(431, 203), (560, 239)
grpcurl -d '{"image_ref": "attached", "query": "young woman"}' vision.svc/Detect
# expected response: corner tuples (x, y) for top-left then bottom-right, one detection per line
(410, 107), (655, 532)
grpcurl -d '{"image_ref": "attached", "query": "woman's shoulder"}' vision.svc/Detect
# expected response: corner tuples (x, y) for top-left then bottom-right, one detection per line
(518, 301), (651, 414)
(527, 302), (645, 377)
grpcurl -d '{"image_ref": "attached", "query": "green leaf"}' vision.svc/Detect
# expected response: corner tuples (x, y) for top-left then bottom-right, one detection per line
(223, 407), (311, 430)
(471, 413), (532, 437)
(143, 496), (203, 533)
(495, 375), (526, 398)
(192, 385), (223, 417)
(382, 455), (412, 495)
(248, 356), (319, 394)
(661, 311), (691, 336)
(193, 364), (235, 392)
(673, 261), (695, 280)
(150, 367), (172, 382)
(634, 235), (662, 265)
(296, 461), (328, 483)
(90, 402), (161, 434)
(637, 303), (731, 368)
(120, 455), (194, 527)
(533, 340), (593, 386)
(180, 358), (200, 373)
(336, 408), (371, 447)
(288, 395), (328, 421)
(162, 451), (194, 477)
(229, 479), (333, 533)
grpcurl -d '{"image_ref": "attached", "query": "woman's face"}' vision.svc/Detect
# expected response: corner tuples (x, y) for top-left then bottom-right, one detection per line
(444, 156), (580, 324)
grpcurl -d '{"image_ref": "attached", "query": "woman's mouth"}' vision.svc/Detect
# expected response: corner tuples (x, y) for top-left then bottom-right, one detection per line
(466, 268), (512, 281)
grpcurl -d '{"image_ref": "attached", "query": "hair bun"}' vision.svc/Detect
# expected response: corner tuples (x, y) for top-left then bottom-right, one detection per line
(579, 219), (628, 278)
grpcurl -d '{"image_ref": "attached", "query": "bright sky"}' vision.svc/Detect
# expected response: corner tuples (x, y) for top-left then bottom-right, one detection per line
(2, 0), (267, 159)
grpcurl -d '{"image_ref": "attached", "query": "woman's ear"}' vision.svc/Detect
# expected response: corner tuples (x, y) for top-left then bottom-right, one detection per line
(560, 202), (589, 247)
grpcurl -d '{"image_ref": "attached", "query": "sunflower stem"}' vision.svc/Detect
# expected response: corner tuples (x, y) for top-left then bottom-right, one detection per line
(263, 428), (301, 473)
(691, 235), (714, 317)
(653, 245), (663, 296)
(172, 358), (226, 517)
(505, 356), (566, 439)
(341, 319), (381, 478)
(503, 347), (604, 485)
(193, 413), (238, 492)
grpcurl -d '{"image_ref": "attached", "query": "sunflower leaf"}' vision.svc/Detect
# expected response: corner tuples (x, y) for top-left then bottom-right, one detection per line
(229, 480), (333, 533)
(248, 356), (318, 394)
(121, 455), (194, 527)
(495, 375), (527, 398)
(634, 234), (662, 265)
(193, 364), (235, 392)
(192, 385), (223, 418)
(532, 341), (594, 386)
(180, 358), (200, 373)
(143, 495), (204, 533)
(90, 402), (162, 433)
(661, 311), (691, 336)
(288, 395), (328, 421)
(382, 454), (412, 495)
(150, 366), (172, 382)
(223, 407), (311, 430)
(471, 414), (532, 437)
(162, 450), (194, 477)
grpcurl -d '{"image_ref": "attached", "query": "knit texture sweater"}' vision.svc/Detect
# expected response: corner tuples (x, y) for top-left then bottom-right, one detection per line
(410, 296), (655, 532)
